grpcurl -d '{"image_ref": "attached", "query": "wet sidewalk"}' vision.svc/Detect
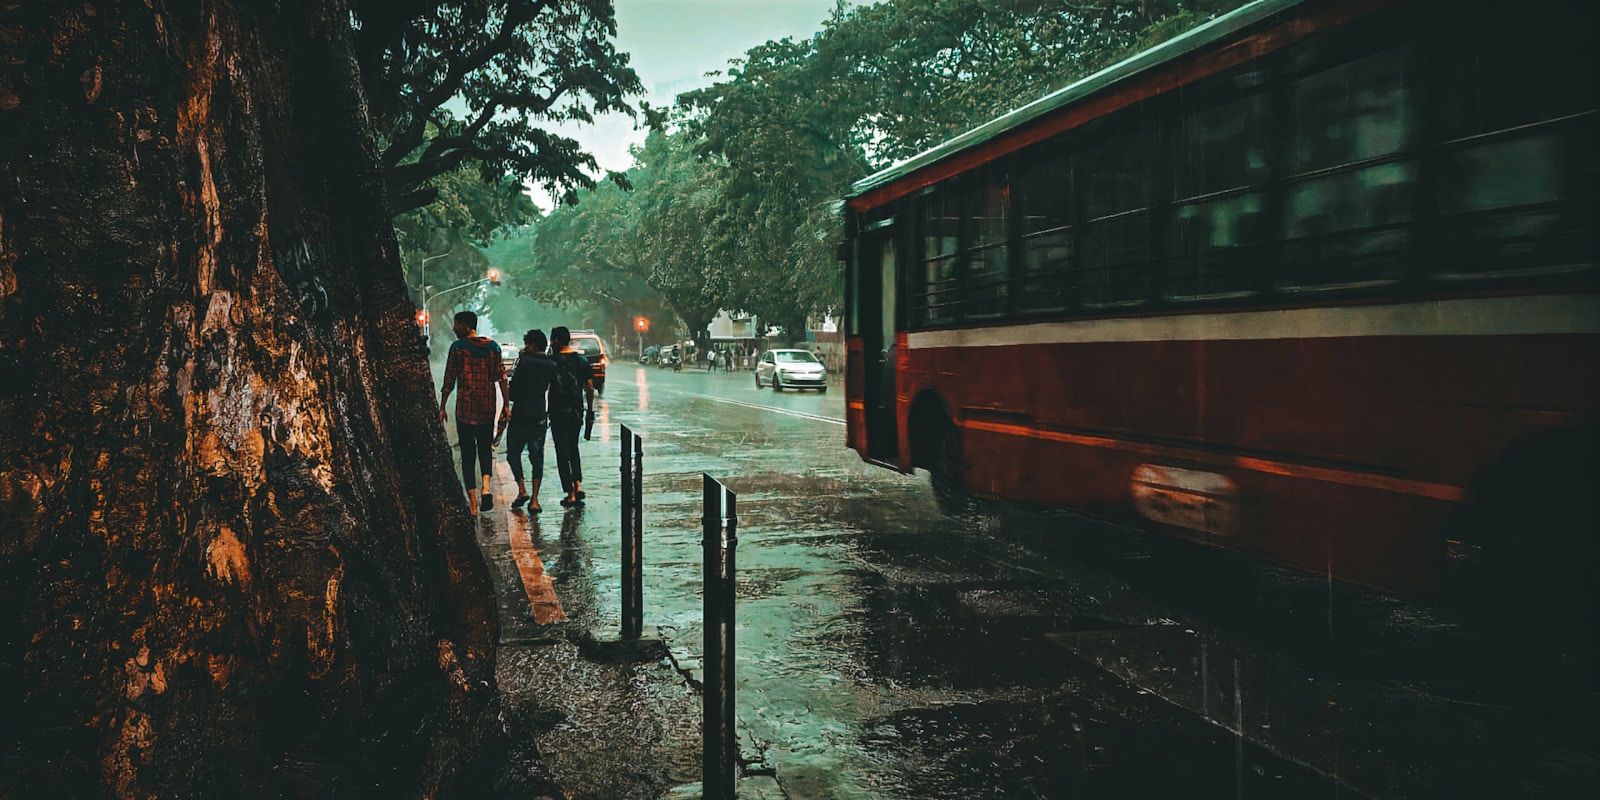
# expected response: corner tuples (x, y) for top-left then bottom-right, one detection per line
(470, 429), (788, 799)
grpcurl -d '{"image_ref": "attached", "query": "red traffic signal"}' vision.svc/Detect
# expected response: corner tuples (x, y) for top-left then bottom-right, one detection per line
(634, 316), (649, 333)
(487, 268), (501, 286)
(415, 309), (429, 326)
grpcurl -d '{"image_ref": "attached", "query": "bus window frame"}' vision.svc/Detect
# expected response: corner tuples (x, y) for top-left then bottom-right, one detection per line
(1072, 103), (1163, 312)
(1013, 141), (1076, 317)
(1163, 66), (1276, 305)
(873, 0), (1595, 337)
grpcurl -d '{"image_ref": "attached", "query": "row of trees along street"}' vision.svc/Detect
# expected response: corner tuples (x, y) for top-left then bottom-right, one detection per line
(0, 0), (1242, 796)
(512, 0), (1243, 347)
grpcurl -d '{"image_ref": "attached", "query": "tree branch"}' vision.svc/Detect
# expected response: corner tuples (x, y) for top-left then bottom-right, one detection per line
(387, 149), (477, 196)
(391, 185), (442, 217)
(416, 0), (552, 112)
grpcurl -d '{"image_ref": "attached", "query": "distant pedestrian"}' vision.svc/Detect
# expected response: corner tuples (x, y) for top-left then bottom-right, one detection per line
(439, 310), (509, 516)
(505, 329), (557, 514)
(548, 326), (596, 508)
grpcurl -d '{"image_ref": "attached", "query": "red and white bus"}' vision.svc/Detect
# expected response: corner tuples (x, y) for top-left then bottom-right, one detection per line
(842, 0), (1597, 609)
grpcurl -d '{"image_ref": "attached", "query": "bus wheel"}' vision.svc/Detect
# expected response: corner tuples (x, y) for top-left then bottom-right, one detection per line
(928, 411), (970, 516)
(1444, 432), (1599, 707)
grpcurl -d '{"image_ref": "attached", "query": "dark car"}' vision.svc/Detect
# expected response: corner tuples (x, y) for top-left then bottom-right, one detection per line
(568, 330), (609, 395)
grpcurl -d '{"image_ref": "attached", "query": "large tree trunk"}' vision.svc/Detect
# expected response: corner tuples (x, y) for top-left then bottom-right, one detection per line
(0, 2), (503, 796)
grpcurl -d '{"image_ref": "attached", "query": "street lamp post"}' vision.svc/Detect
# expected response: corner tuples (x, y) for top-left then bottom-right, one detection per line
(416, 251), (451, 338)
(422, 269), (502, 342)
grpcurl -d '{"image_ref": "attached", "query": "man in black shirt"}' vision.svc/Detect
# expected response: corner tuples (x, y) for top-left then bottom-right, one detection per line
(505, 329), (557, 513)
(548, 326), (595, 508)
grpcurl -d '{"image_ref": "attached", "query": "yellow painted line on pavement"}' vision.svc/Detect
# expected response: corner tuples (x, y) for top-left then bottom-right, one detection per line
(494, 462), (566, 624)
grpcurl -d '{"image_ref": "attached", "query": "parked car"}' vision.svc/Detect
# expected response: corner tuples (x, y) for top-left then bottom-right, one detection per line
(499, 341), (520, 377)
(755, 349), (827, 392)
(568, 329), (608, 395)
(641, 345), (660, 364)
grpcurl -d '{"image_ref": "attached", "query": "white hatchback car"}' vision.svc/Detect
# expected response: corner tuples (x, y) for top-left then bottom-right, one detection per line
(755, 349), (827, 393)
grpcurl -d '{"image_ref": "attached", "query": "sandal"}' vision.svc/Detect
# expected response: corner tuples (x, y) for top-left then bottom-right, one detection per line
(510, 495), (529, 511)
(529, 501), (542, 514)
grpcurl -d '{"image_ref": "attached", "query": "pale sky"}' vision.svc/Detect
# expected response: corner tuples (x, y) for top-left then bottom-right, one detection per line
(532, 0), (844, 209)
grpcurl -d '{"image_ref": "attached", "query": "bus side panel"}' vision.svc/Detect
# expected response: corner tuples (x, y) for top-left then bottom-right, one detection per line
(1199, 334), (1600, 487)
(901, 326), (1598, 597)
(954, 422), (1454, 594)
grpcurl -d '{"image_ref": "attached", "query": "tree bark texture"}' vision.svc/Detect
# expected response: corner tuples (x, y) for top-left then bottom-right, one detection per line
(0, 2), (503, 796)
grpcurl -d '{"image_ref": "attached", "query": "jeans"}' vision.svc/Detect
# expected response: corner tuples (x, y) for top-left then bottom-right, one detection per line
(550, 409), (584, 495)
(505, 415), (548, 483)
(456, 421), (493, 488)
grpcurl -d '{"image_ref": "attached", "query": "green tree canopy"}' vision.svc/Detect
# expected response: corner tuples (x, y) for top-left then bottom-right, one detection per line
(350, 0), (644, 216)
(396, 164), (535, 315)
(526, 0), (1241, 343)
(524, 130), (727, 341)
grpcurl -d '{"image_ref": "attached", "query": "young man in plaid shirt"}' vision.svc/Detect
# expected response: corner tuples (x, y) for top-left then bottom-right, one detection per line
(439, 310), (509, 515)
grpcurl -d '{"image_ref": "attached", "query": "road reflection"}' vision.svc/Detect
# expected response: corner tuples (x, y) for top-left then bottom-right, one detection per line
(633, 366), (649, 411)
(469, 351), (1585, 799)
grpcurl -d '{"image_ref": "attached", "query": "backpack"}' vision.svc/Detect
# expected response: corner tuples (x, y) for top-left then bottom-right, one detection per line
(552, 352), (585, 411)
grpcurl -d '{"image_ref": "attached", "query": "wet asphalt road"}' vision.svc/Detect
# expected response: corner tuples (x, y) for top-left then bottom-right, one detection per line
(467, 364), (1598, 799)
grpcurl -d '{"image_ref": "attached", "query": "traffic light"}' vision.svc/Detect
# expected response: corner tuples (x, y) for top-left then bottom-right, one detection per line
(415, 309), (429, 326)
(634, 316), (650, 333)
(487, 268), (501, 286)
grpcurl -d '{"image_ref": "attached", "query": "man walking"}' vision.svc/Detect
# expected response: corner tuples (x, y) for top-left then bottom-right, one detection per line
(548, 326), (595, 509)
(439, 310), (509, 516)
(505, 329), (557, 513)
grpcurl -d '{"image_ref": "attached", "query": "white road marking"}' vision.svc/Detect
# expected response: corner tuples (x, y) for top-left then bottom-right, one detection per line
(684, 392), (847, 426)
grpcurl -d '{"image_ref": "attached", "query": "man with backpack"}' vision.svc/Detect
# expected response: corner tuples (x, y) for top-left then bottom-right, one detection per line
(504, 329), (557, 513)
(548, 326), (595, 508)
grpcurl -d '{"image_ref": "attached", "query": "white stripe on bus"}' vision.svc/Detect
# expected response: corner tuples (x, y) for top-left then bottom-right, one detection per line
(905, 293), (1599, 349)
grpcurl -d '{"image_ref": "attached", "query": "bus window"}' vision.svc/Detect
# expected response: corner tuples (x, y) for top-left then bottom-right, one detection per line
(1077, 119), (1156, 308)
(880, 238), (897, 360)
(1016, 147), (1074, 314)
(1433, 2), (1598, 141)
(961, 166), (1010, 318)
(1430, 5), (1598, 283)
(1433, 132), (1585, 280)
(1167, 89), (1271, 301)
(918, 186), (960, 325)
(1279, 47), (1416, 292)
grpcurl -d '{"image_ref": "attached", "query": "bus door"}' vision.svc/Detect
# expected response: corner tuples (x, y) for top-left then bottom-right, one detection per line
(859, 226), (900, 465)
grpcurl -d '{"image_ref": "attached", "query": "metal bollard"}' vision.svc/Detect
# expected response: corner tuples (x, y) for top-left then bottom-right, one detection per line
(621, 425), (644, 639)
(701, 474), (738, 800)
